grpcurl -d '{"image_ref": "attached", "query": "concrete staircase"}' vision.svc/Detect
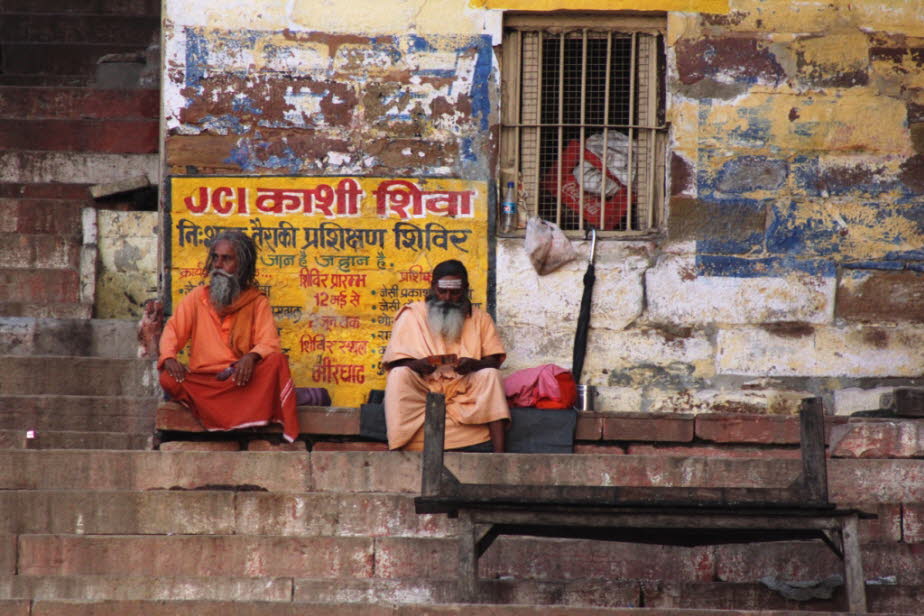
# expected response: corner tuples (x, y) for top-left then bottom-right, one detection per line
(0, 317), (160, 450)
(0, 0), (160, 319)
(0, 449), (921, 614)
(0, 0), (162, 449)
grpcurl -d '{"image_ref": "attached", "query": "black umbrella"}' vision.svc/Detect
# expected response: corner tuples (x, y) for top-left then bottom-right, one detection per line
(571, 227), (597, 384)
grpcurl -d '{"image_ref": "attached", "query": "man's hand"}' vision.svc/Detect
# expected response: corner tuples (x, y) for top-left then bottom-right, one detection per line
(406, 357), (437, 376)
(234, 352), (261, 386)
(163, 357), (188, 383)
(455, 354), (503, 375)
(454, 357), (481, 375)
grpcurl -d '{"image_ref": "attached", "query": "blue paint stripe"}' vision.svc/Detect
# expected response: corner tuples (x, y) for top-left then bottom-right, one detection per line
(695, 255), (836, 278)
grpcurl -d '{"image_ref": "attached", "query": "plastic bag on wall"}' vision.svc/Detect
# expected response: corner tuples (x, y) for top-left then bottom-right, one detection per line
(576, 132), (631, 194)
(524, 216), (577, 276)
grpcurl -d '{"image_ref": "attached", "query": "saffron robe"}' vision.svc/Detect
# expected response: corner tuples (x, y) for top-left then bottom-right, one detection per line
(382, 301), (510, 451)
(158, 285), (300, 441)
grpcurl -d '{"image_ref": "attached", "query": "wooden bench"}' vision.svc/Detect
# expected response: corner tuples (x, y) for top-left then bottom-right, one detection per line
(414, 394), (873, 613)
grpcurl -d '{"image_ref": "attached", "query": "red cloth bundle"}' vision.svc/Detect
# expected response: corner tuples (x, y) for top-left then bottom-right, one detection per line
(540, 138), (630, 230)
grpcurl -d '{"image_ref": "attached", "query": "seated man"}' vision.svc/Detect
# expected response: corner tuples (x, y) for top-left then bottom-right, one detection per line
(158, 230), (300, 441)
(383, 259), (510, 452)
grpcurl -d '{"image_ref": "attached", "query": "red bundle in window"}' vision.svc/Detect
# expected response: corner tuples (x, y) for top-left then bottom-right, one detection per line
(541, 137), (632, 230)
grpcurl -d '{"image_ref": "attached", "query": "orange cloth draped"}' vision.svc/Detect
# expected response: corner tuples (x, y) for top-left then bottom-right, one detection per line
(158, 286), (280, 373)
(382, 301), (510, 451)
(157, 285), (299, 441)
(159, 352), (299, 442)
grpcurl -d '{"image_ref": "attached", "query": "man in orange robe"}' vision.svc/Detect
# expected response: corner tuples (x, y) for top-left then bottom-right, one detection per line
(383, 259), (510, 452)
(158, 230), (300, 441)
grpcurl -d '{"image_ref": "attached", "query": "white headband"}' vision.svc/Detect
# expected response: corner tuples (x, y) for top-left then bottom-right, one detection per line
(437, 278), (463, 289)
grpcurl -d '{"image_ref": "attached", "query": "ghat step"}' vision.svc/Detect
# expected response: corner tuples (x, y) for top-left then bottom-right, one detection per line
(0, 356), (159, 397)
(2, 450), (923, 503)
(0, 576), (920, 613)
(2, 599), (913, 616)
(0, 394), (156, 433)
(0, 87), (157, 121)
(0, 318), (140, 358)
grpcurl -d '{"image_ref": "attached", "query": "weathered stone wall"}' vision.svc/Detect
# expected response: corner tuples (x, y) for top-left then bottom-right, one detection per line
(500, 0), (924, 415)
(162, 0), (924, 415)
(96, 211), (159, 318)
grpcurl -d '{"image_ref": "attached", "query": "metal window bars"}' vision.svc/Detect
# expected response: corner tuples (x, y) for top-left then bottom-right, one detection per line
(502, 25), (666, 234)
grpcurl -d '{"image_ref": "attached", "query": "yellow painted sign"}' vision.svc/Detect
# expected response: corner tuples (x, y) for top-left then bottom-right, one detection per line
(167, 176), (489, 407)
(472, 0), (728, 12)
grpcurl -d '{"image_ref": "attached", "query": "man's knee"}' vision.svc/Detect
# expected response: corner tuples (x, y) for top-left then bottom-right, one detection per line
(386, 365), (426, 388)
(258, 352), (284, 368)
(469, 367), (503, 384)
(158, 369), (183, 398)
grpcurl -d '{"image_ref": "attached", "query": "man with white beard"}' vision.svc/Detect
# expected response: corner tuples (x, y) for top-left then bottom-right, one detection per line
(382, 260), (510, 452)
(157, 230), (300, 441)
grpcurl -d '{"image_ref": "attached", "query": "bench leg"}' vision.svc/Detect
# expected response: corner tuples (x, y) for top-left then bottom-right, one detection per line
(458, 512), (478, 602)
(842, 514), (867, 614)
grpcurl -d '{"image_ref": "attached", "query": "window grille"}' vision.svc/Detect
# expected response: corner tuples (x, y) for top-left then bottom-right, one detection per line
(501, 14), (667, 234)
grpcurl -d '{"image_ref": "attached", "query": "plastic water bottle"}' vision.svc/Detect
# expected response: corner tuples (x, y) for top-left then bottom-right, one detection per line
(500, 181), (518, 234)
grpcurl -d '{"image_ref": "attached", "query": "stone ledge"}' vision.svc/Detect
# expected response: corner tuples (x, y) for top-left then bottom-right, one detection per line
(155, 403), (924, 458)
(156, 402), (360, 436)
(829, 419), (924, 458)
(694, 413), (848, 445)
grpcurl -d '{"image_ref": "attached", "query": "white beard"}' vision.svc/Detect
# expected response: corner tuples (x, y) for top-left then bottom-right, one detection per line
(427, 300), (466, 343)
(209, 269), (240, 309)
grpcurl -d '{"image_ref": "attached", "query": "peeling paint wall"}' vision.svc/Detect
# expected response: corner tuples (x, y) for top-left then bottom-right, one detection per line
(163, 0), (924, 415)
(97, 211), (159, 318)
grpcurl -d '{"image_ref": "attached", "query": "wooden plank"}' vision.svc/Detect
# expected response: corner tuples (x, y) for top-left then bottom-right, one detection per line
(799, 397), (829, 505)
(481, 524), (826, 547)
(467, 509), (853, 530)
(894, 387), (924, 417)
(445, 483), (823, 508)
(842, 514), (868, 613)
(421, 392), (446, 497)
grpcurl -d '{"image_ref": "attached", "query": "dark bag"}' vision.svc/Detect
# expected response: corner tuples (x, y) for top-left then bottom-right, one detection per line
(294, 387), (331, 406)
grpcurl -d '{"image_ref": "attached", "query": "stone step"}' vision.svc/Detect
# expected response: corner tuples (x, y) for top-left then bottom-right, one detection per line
(0, 183), (91, 200)
(0, 575), (293, 603)
(0, 119), (158, 154)
(0, 151), (158, 184)
(0, 302), (92, 319)
(0, 0), (160, 16)
(0, 269), (80, 304)
(0, 489), (904, 545)
(0, 43), (150, 80)
(0, 394), (156, 432)
(0, 356), (158, 396)
(6, 599), (906, 616)
(0, 490), (449, 537)
(0, 318), (141, 357)
(0, 74), (95, 88)
(0, 233), (80, 269)
(0, 87), (157, 121)
(157, 402), (362, 436)
(1, 450), (923, 505)
(0, 450), (312, 492)
(11, 533), (924, 588)
(0, 199), (84, 236)
(0, 575), (919, 612)
(0, 430), (153, 450)
(0, 15), (159, 46)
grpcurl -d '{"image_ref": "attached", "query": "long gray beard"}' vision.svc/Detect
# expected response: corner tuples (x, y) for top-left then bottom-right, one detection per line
(426, 299), (466, 343)
(209, 269), (241, 309)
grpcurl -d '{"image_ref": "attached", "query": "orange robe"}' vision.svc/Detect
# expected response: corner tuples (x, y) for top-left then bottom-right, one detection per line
(382, 301), (510, 451)
(158, 285), (300, 441)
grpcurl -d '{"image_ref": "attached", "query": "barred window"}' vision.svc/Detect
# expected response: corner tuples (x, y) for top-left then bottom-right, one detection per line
(500, 14), (667, 235)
